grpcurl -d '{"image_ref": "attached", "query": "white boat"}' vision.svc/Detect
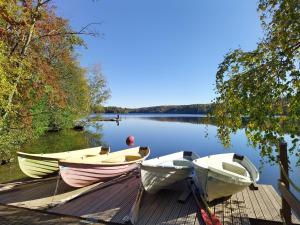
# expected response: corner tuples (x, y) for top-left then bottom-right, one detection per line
(193, 153), (259, 202)
(141, 151), (199, 193)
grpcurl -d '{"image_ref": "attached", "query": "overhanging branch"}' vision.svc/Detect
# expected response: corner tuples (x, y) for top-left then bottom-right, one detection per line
(36, 22), (102, 39)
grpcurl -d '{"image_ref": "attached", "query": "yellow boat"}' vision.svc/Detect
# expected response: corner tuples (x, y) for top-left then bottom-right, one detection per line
(17, 146), (110, 178)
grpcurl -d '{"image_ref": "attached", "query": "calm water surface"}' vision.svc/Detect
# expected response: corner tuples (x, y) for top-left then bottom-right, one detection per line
(1, 114), (299, 197)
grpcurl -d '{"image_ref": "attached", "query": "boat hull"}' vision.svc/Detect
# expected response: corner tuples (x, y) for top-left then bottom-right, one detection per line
(60, 162), (138, 187)
(18, 155), (59, 179)
(141, 165), (192, 193)
(17, 146), (110, 178)
(194, 163), (251, 202)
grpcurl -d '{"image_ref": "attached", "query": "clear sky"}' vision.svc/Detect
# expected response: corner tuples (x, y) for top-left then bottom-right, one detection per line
(53, 0), (262, 108)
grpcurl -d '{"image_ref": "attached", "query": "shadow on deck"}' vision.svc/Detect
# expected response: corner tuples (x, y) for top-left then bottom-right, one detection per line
(0, 172), (299, 225)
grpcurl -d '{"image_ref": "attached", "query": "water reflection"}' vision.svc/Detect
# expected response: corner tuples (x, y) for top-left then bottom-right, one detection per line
(144, 116), (217, 126)
(0, 114), (299, 200)
(0, 128), (105, 183)
(23, 128), (105, 154)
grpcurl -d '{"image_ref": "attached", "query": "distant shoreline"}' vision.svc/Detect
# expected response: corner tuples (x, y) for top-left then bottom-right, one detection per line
(101, 104), (213, 114)
(102, 112), (208, 115)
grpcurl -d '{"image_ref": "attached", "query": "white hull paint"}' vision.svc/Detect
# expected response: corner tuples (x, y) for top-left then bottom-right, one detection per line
(193, 153), (259, 202)
(141, 166), (192, 193)
(141, 151), (199, 193)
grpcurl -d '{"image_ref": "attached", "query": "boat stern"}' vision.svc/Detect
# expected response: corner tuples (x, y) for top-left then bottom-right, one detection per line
(17, 152), (59, 178)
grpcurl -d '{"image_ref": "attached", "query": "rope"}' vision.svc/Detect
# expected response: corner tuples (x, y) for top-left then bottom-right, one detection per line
(129, 182), (144, 224)
(51, 172), (61, 204)
(278, 161), (300, 193)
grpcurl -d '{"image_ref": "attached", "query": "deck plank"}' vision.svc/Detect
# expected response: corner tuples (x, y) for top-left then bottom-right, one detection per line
(134, 191), (160, 224)
(136, 191), (166, 225)
(0, 177), (101, 210)
(93, 177), (138, 211)
(2, 175), (300, 225)
(0, 204), (105, 225)
(264, 185), (300, 224)
(144, 190), (176, 225)
(241, 187), (256, 219)
(252, 187), (273, 221)
(261, 185), (281, 210)
(163, 192), (187, 225)
(259, 185), (282, 222)
(213, 200), (224, 224)
(184, 197), (201, 225)
(79, 178), (138, 222)
(151, 190), (181, 224)
(234, 191), (251, 225)
(223, 198), (232, 225)
(97, 185), (135, 223)
(91, 181), (138, 222)
(174, 195), (193, 225)
(82, 182), (128, 215)
(230, 194), (242, 225)
(110, 185), (138, 223)
(51, 178), (125, 215)
(49, 175), (139, 225)
(246, 187), (265, 220)
(268, 185), (282, 206)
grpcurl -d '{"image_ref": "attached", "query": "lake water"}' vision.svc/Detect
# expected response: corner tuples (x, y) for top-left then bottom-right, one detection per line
(1, 114), (299, 197)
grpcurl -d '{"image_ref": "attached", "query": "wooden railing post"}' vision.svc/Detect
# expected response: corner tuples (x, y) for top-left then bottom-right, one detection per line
(279, 142), (292, 225)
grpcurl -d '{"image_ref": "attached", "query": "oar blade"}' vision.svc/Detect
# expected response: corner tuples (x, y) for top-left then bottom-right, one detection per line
(200, 209), (213, 225)
(211, 213), (222, 225)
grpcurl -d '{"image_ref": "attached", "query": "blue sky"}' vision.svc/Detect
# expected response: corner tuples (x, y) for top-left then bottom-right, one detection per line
(54, 0), (262, 108)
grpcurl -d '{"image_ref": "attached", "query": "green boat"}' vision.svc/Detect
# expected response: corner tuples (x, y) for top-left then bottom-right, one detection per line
(17, 146), (110, 178)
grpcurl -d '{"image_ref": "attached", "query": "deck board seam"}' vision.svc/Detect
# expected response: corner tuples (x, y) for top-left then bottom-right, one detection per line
(259, 185), (282, 221)
(51, 179), (126, 215)
(252, 187), (271, 220)
(241, 188), (256, 219)
(152, 191), (181, 225)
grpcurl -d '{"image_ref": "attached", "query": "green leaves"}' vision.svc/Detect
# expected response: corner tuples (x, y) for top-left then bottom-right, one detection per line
(88, 64), (111, 113)
(0, 1), (105, 160)
(213, 0), (300, 164)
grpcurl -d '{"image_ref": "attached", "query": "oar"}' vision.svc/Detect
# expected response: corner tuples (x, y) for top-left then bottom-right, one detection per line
(189, 180), (213, 225)
(198, 191), (222, 225)
(130, 183), (144, 224)
(188, 180), (222, 225)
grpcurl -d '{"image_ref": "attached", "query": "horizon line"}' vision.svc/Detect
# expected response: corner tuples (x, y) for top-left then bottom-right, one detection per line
(104, 102), (214, 109)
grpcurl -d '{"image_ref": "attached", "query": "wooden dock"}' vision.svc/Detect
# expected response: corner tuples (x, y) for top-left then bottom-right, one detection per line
(0, 204), (106, 225)
(0, 173), (299, 225)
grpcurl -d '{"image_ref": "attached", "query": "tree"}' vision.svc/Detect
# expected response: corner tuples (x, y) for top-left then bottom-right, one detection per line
(213, 0), (300, 163)
(0, 0), (102, 161)
(88, 64), (111, 113)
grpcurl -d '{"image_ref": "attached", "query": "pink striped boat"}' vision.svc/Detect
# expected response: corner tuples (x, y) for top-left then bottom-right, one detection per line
(59, 146), (150, 187)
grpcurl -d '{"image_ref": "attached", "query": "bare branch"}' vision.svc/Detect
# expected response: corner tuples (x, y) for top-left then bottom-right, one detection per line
(40, 0), (52, 6)
(38, 31), (98, 38)
(78, 22), (102, 33)
(36, 22), (102, 39)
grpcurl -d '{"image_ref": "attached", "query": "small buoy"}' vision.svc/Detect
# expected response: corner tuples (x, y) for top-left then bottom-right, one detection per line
(126, 136), (135, 146)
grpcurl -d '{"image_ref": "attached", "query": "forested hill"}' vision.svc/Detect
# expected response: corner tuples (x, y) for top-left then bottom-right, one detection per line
(104, 104), (213, 114)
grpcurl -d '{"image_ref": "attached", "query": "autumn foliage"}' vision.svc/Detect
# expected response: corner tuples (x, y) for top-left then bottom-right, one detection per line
(0, 0), (95, 160)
